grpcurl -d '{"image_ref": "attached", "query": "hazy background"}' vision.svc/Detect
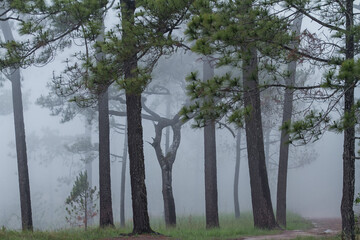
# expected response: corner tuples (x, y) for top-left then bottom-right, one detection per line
(0, 42), (351, 231)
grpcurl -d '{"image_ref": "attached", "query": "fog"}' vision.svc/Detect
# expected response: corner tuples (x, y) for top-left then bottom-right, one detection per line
(1, 1), (359, 230)
(0, 44), (351, 230)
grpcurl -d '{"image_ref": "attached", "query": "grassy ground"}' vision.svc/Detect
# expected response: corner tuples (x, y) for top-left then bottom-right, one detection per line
(0, 227), (127, 240)
(0, 213), (336, 240)
(152, 212), (313, 240)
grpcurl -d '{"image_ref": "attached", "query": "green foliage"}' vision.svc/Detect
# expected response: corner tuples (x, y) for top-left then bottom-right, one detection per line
(286, 56), (360, 143)
(43, 0), (194, 106)
(65, 171), (98, 230)
(0, 0), (107, 70)
(93, 0), (194, 94)
(180, 0), (294, 128)
(187, 0), (291, 57)
(284, 110), (331, 144)
(180, 70), (245, 127)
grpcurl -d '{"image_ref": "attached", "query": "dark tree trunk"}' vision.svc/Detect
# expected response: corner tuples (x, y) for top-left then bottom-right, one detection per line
(204, 121), (219, 228)
(276, 73), (293, 227)
(276, 14), (303, 228)
(276, 77), (293, 228)
(341, 1), (355, 239)
(150, 112), (182, 228)
(126, 94), (152, 234)
(203, 58), (219, 229)
(11, 69), (33, 231)
(264, 129), (270, 171)
(122, 0), (152, 234)
(0, 17), (33, 231)
(98, 89), (114, 227)
(234, 129), (241, 219)
(242, 48), (276, 229)
(162, 100), (176, 227)
(120, 122), (128, 228)
(161, 163), (176, 227)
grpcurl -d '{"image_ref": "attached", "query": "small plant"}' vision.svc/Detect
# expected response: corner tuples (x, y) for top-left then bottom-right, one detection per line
(65, 171), (98, 230)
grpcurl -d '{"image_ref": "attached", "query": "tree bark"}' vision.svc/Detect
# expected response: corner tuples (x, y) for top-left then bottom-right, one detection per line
(121, 0), (153, 234)
(264, 129), (270, 171)
(149, 110), (182, 227)
(234, 129), (241, 219)
(162, 99), (176, 227)
(161, 163), (176, 227)
(203, 58), (219, 228)
(276, 14), (303, 228)
(126, 93), (152, 234)
(243, 47), (276, 229)
(341, 1), (355, 239)
(120, 121), (128, 228)
(0, 17), (33, 231)
(98, 89), (114, 227)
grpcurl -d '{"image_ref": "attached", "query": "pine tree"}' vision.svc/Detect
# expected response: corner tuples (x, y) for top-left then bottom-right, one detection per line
(65, 171), (98, 230)
(182, 0), (292, 229)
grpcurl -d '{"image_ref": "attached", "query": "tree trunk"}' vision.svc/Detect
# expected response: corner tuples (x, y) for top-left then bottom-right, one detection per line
(122, 0), (153, 233)
(120, 0), (153, 234)
(126, 93), (152, 234)
(0, 17), (33, 231)
(243, 47), (276, 229)
(234, 129), (241, 219)
(161, 163), (176, 227)
(165, 97), (171, 154)
(161, 100), (176, 227)
(120, 121), (128, 228)
(85, 120), (93, 226)
(150, 115), (182, 227)
(98, 89), (114, 227)
(341, 1), (355, 239)
(203, 57), (219, 228)
(276, 14), (303, 228)
(264, 129), (270, 171)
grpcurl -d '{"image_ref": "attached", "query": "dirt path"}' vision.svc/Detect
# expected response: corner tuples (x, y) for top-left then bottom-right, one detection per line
(239, 218), (341, 240)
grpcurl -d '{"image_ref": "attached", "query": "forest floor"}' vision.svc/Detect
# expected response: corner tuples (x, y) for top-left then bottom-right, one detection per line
(101, 218), (342, 240)
(235, 218), (341, 240)
(102, 233), (174, 240)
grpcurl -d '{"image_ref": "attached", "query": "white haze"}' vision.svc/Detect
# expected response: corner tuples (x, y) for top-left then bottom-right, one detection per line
(0, 19), (356, 230)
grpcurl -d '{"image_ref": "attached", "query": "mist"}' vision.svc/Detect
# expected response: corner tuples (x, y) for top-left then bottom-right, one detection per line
(0, 1), (357, 234)
(0, 49), (348, 230)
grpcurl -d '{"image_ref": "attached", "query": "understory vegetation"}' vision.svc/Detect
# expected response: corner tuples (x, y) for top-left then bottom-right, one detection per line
(0, 213), (329, 240)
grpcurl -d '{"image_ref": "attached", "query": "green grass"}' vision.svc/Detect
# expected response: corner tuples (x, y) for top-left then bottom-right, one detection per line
(0, 227), (128, 240)
(151, 212), (314, 240)
(285, 212), (313, 231)
(152, 213), (277, 240)
(0, 212), (335, 240)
